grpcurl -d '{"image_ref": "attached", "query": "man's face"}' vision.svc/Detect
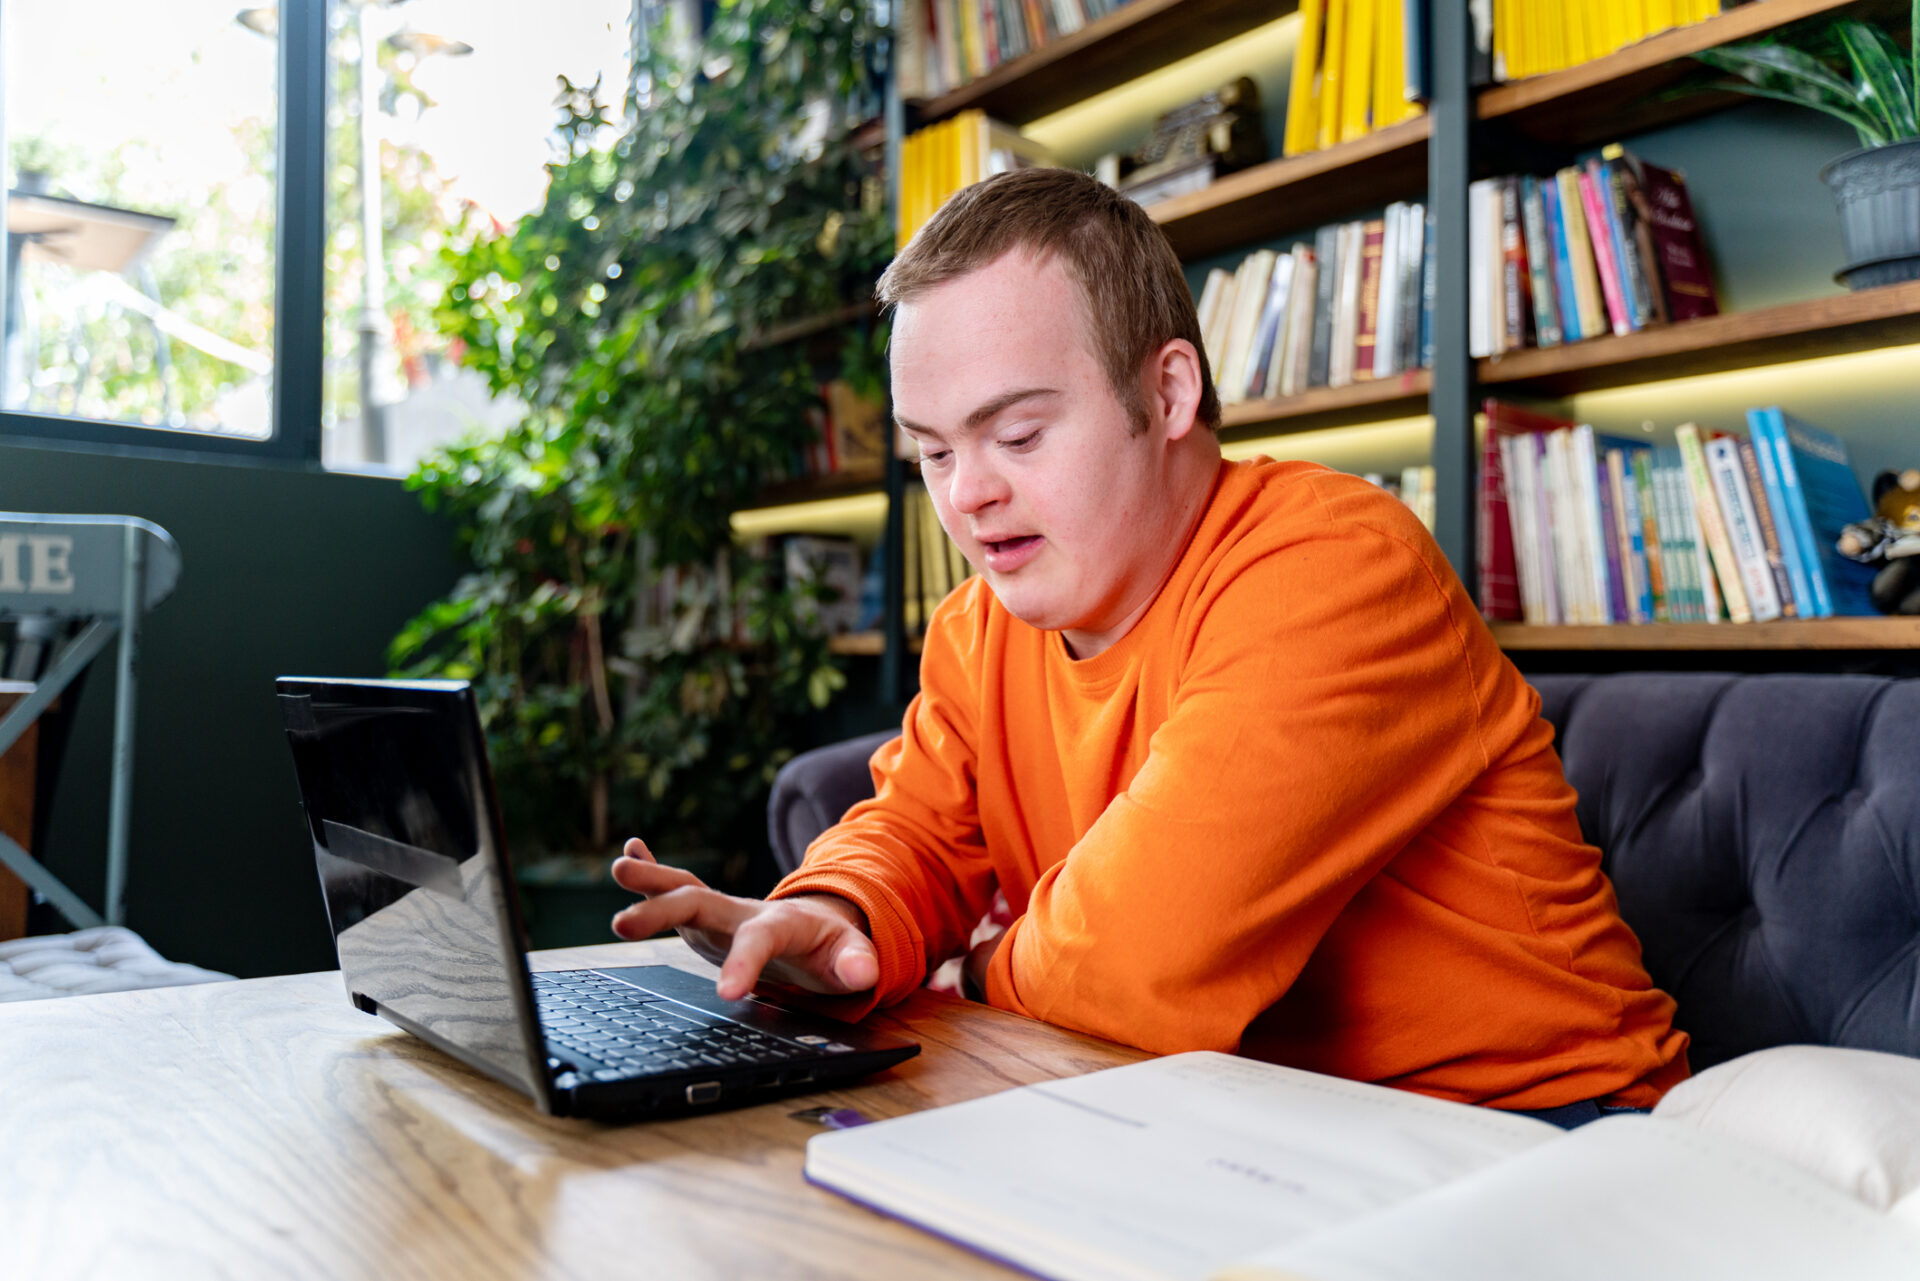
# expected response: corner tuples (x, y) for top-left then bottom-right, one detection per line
(891, 249), (1191, 657)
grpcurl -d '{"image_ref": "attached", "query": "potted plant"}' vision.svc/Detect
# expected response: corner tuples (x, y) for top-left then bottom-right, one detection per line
(1693, 5), (1920, 288)
(390, 0), (892, 941)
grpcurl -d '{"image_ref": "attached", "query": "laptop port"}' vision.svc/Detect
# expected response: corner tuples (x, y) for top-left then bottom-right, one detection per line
(752, 1072), (779, 1088)
(685, 1081), (722, 1105)
(782, 1068), (814, 1086)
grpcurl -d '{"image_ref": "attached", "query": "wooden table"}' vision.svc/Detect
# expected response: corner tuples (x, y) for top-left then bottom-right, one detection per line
(0, 938), (1147, 1279)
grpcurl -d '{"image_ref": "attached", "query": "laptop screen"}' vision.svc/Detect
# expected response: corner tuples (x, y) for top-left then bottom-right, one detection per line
(278, 678), (546, 1100)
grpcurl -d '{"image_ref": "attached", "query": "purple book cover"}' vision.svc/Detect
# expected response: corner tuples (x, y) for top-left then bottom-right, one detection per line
(1595, 457), (1630, 624)
(1637, 158), (1720, 322)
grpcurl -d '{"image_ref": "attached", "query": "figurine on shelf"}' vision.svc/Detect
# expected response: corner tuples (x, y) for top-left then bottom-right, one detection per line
(1837, 467), (1920, 615)
(1114, 77), (1267, 208)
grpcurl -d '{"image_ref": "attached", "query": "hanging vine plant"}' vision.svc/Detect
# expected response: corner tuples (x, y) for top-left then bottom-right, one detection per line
(390, 0), (893, 883)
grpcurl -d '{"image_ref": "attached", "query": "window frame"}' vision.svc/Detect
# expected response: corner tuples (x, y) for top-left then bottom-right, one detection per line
(0, 0), (328, 467)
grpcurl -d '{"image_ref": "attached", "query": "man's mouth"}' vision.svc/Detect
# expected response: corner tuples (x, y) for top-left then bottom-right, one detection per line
(979, 534), (1045, 572)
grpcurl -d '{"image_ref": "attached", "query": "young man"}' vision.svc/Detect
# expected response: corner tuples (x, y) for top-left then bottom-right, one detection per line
(612, 167), (1690, 1114)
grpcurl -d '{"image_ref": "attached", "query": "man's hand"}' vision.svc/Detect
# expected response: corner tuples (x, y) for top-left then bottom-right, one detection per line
(609, 838), (880, 1002)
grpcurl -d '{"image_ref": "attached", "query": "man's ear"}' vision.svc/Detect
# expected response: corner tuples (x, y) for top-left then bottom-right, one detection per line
(1146, 338), (1204, 441)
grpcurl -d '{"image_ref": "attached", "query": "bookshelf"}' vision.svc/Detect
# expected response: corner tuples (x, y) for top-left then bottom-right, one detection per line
(763, 0), (1920, 681)
(912, 0), (1286, 125)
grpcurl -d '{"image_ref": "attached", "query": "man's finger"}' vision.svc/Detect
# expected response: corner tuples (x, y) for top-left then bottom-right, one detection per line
(829, 934), (879, 992)
(716, 913), (791, 1000)
(609, 884), (750, 941)
(610, 854), (705, 896)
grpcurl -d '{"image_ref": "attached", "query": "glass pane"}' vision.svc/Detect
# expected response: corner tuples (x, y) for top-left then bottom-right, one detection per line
(321, 1), (632, 472)
(2, 2), (278, 437)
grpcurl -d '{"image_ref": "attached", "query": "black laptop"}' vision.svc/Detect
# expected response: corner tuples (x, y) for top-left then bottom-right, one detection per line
(276, 676), (918, 1120)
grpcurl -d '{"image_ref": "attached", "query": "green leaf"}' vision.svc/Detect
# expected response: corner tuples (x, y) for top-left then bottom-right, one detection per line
(1836, 19), (1917, 140)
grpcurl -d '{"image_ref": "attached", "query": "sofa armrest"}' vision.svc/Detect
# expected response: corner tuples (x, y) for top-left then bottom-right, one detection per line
(766, 730), (897, 877)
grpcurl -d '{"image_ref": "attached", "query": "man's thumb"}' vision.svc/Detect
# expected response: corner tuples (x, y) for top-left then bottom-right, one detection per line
(830, 936), (879, 992)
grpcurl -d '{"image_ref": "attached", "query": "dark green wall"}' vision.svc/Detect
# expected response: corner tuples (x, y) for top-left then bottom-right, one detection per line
(2, 442), (461, 977)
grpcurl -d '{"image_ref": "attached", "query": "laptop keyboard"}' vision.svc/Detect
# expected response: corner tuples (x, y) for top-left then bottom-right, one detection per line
(533, 970), (827, 1082)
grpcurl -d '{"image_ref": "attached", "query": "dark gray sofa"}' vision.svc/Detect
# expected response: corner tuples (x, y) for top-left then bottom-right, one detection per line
(769, 672), (1920, 1070)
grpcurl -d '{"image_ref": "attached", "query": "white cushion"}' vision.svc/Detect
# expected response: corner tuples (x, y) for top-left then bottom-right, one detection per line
(1654, 1044), (1920, 1212)
(0, 926), (232, 1001)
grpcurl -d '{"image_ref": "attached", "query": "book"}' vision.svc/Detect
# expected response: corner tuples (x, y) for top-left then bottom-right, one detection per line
(1675, 423), (1749, 623)
(1417, 207), (1436, 370)
(1243, 250), (1297, 402)
(1555, 166), (1607, 340)
(1467, 179), (1498, 359)
(1330, 221), (1366, 387)
(1630, 449), (1670, 621)
(1752, 407), (1880, 616)
(806, 1052), (1920, 1281)
(1635, 153), (1720, 322)
(1351, 218), (1387, 381)
(1282, 0), (1327, 156)
(1498, 176), (1530, 353)
(1736, 437), (1797, 618)
(1577, 161), (1632, 337)
(1743, 412), (1816, 618)
(1569, 425), (1614, 623)
(1600, 144), (1659, 330)
(1372, 204), (1404, 379)
(1217, 251), (1275, 403)
(1273, 244), (1318, 398)
(1309, 223), (1343, 387)
(1541, 164), (1584, 342)
(1517, 175), (1561, 348)
(1703, 433), (1783, 623)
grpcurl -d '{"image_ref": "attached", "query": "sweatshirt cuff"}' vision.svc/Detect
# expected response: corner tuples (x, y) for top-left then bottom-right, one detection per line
(767, 866), (928, 1014)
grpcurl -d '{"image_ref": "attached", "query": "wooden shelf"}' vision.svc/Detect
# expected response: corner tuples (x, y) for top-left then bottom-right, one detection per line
(1218, 369), (1431, 435)
(914, 0), (1289, 126)
(745, 463), (887, 510)
(1476, 279), (1920, 397)
(1150, 117), (1431, 260)
(828, 631), (923, 656)
(1491, 618), (1920, 651)
(1476, 0), (1908, 149)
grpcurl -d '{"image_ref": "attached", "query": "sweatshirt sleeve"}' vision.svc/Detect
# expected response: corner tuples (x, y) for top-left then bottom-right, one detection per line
(983, 491), (1498, 1052)
(764, 588), (997, 1017)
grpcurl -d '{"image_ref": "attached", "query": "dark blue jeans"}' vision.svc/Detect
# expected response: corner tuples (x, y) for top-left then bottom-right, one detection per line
(1512, 1099), (1651, 1130)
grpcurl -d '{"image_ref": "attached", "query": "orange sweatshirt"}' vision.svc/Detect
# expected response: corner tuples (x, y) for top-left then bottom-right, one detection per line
(773, 458), (1689, 1109)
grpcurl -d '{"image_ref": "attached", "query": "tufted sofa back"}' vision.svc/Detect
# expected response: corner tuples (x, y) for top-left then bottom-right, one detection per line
(769, 673), (1920, 1072)
(1531, 672), (1920, 1071)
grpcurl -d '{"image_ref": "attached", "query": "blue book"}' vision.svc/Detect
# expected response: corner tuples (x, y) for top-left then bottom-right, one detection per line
(1743, 410), (1819, 618)
(1753, 407), (1878, 616)
(1541, 175), (1583, 342)
(1598, 435), (1656, 623)
(1592, 159), (1643, 334)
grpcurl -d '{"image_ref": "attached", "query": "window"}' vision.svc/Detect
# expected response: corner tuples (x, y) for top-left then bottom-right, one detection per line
(2, 0), (283, 451)
(2, 0), (632, 470)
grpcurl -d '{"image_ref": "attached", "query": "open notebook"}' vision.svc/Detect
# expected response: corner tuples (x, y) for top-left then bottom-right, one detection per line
(805, 1051), (1920, 1281)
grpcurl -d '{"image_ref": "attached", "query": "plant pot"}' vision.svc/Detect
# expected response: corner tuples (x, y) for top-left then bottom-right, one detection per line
(1820, 138), (1920, 289)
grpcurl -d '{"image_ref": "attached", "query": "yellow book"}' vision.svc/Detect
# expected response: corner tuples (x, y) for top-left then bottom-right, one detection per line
(1283, 0), (1326, 156)
(1644, 0), (1674, 35)
(1620, 0), (1650, 46)
(1492, 0), (1513, 80)
(1339, 0), (1375, 142)
(1675, 423), (1751, 623)
(1513, 0), (1534, 80)
(1372, 0), (1406, 129)
(898, 130), (921, 244)
(957, 109), (983, 188)
(1540, 0), (1565, 75)
(1564, 0), (1591, 67)
(937, 116), (958, 210)
(1317, 0), (1349, 150)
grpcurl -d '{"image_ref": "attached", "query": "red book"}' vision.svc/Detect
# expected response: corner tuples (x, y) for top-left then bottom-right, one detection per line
(1635, 156), (1720, 322)
(1479, 400), (1580, 623)
(1499, 176), (1532, 352)
(1351, 218), (1386, 382)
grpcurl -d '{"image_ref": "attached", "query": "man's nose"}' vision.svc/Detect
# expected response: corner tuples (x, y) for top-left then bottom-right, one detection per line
(945, 450), (1005, 515)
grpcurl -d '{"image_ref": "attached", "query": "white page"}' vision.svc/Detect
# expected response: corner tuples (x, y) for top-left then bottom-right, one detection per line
(806, 1052), (1559, 1281)
(1223, 1115), (1920, 1281)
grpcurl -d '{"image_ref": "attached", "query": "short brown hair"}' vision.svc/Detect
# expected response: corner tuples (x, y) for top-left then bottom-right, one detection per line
(876, 167), (1221, 433)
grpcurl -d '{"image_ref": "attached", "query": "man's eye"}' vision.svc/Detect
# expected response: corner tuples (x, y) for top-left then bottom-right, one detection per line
(1004, 431), (1041, 451)
(920, 449), (952, 468)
